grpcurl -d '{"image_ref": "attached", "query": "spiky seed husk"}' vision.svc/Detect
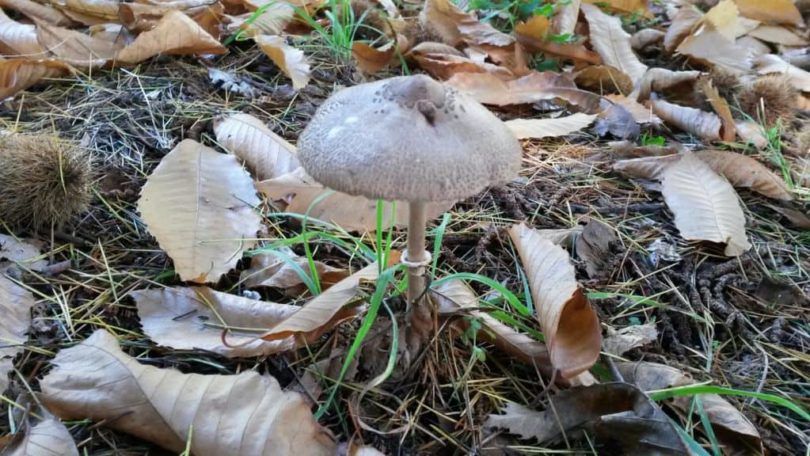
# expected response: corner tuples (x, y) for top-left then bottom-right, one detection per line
(710, 69), (740, 101)
(738, 76), (798, 127)
(0, 135), (93, 229)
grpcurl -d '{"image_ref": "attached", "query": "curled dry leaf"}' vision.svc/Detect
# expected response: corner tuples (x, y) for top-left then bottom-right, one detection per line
(254, 35), (311, 90)
(618, 361), (763, 454)
(257, 167), (451, 232)
(2, 415), (79, 456)
(115, 11), (226, 64)
(581, 3), (647, 84)
(697, 78), (736, 141)
(0, 0), (72, 25)
(132, 286), (299, 357)
(734, 0), (802, 26)
(506, 113), (596, 139)
(602, 323), (658, 356)
(664, 6), (702, 52)
(0, 58), (73, 100)
(0, 275), (34, 393)
(0, 9), (44, 56)
(551, 0), (580, 35)
(630, 29), (665, 51)
(35, 21), (121, 67)
(49, 0), (119, 23)
(485, 383), (689, 454)
(634, 68), (701, 101)
(213, 113), (299, 180)
(40, 329), (337, 455)
(612, 154), (680, 181)
(446, 71), (574, 106)
(137, 139), (261, 283)
(419, 0), (513, 47)
(735, 120), (769, 148)
(508, 223), (601, 378)
(352, 41), (396, 75)
(650, 97), (722, 142)
(240, 247), (348, 293)
(409, 45), (512, 80)
(661, 153), (750, 256)
(754, 54), (810, 92)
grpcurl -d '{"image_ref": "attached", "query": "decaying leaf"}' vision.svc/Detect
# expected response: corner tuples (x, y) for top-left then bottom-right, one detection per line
(254, 35), (311, 90)
(213, 113), (299, 180)
(581, 3), (647, 84)
(115, 11), (226, 64)
(446, 71), (574, 106)
(137, 139), (262, 283)
(661, 153), (751, 256)
(505, 113), (597, 139)
(630, 29), (665, 52)
(0, 275), (35, 393)
(603, 323), (658, 356)
(618, 361), (763, 454)
(650, 97), (722, 142)
(676, 23), (752, 74)
(240, 247), (347, 293)
(257, 168), (451, 232)
(575, 218), (619, 279)
(508, 223), (601, 378)
(701, 0), (740, 42)
(0, 58), (73, 101)
(485, 383), (689, 454)
(0, 0), (72, 26)
(131, 286), (299, 357)
(0, 9), (44, 56)
(1, 415), (79, 456)
(734, 0), (802, 26)
(40, 329), (337, 455)
(754, 54), (810, 92)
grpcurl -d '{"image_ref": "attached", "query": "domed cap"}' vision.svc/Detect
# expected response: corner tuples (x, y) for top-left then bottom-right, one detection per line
(297, 75), (522, 202)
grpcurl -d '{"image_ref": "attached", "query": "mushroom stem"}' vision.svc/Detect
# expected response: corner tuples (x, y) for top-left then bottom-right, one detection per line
(406, 201), (429, 305)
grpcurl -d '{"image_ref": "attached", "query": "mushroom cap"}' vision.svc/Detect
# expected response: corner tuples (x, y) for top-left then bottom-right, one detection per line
(298, 75), (522, 202)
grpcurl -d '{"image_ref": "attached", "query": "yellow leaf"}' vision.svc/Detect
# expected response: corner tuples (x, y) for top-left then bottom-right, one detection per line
(702, 0), (739, 41)
(698, 78), (736, 142)
(734, 0), (802, 26)
(351, 41), (396, 74)
(583, 0), (647, 15)
(253, 34), (310, 90)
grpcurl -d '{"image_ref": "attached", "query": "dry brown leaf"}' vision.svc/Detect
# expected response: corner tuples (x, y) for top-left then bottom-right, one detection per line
(664, 6), (702, 52)
(213, 112), (299, 180)
(605, 94), (661, 125)
(552, 0), (580, 35)
(0, 9), (44, 56)
(697, 78), (736, 141)
(257, 168), (450, 232)
(259, 259), (391, 342)
(735, 120), (769, 148)
(2, 415), (79, 456)
(409, 47), (512, 80)
(734, 0), (802, 26)
(253, 34), (310, 89)
(516, 34), (601, 65)
(583, 0), (647, 15)
(612, 154), (680, 180)
(651, 97), (722, 141)
(747, 25), (809, 46)
(0, 234), (47, 276)
(132, 286), (299, 357)
(240, 247), (347, 292)
(661, 153), (750, 256)
(0, 275), (35, 394)
(508, 223), (601, 378)
(695, 150), (792, 201)
(351, 41), (396, 74)
(676, 23), (752, 74)
(574, 65), (634, 95)
(226, 1), (293, 35)
(137, 139), (261, 283)
(50, 0), (118, 23)
(35, 21), (120, 67)
(634, 68), (702, 101)
(118, 3), (216, 33)
(618, 361), (763, 454)
(505, 113), (596, 139)
(419, 0), (513, 47)
(754, 54), (810, 92)
(576, 218), (619, 279)
(88, 23), (132, 45)
(115, 10), (226, 64)
(514, 14), (549, 42)
(0, 58), (73, 101)
(603, 323), (658, 356)
(0, 0), (72, 25)
(40, 329), (336, 455)
(581, 3), (647, 84)
(446, 71), (575, 106)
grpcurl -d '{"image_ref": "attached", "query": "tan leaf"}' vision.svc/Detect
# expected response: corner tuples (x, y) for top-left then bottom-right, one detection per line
(735, 120), (769, 148)
(575, 218), (619, 279)
(257, 167), (451, 232)
(603, 323), (657, 356)
(676, 23), (752, 74)
(574, 65), (634, 95)
(605, 94), (661, 125)
(2, 416), (79, 456)
(88, 23), (133, 45)
(0, 0), (72, 25)
(582, 0), (647, 15)
(735, 35), (770, 58)
(747, 25), (808, 46)
(0, 9), (44, 56)
(50, 0), (119, 23)
(552, 0), (580, 35)
(240, 247), (347, 292)
(351, 41), (395, 74)
(630, 28), (664, 51)
(0, 275), (35, 394)
(650, 97), (722, 141)
(0, 58), (72, 101)
(506, 113), (596, 139)
(213, 113), (299, 180)
(634, 68), (702, 101)
(446, 71), (575, 106)
(612, 154), (681, 180)
(409, 46), (512, 80)
(131, 286), (299, 357)
(581, 3), (647, 84)
(137, 139), (261, 283)
(754, 54), (810, 92)
(516, 35), (601, 65)
(618, 361), (763, 454)
(40, 329), (336, 455)
(664, 6), (702, 52)
(514, 14), (549, 42)
(118, 3), (213, 33)
(0, 234), (47, 275)
(226, 1), (293, 35)
(419, 0), (513, 47)
(695, 150), (792, 201)
(259, 259), (390, 342)
(508, 223), (601, 378)
(115, 10), (226, 64)
(702, 0), (740, 41)
(734, 0), (802, 26)
(697, 78), (736, 141)
(35, 21), (120, 67)
(661, 153), (750, 256)
(253, 34), (310, 90)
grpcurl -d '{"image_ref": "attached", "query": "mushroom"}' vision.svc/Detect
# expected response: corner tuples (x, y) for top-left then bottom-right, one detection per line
(298, 74), (521, 341)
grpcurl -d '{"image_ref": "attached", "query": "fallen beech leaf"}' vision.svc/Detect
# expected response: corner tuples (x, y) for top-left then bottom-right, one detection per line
(35, 21), (120, 67)
(735, 35), (771, 58)
(575, 218), (619, 279)
(612, 154), (680, 180)
(618, 361), (763, 454)
(574, 65), (634, 95)
(257, 168), (450, 232)
(506, 113), (596, 139)
(2, 415), (79, 456)
(603, 323), (657, 356)
(552, 0), (580, 35)
(240, 247), (347, 292)
(651, 97), (722, 142)
(605, 94), (661, 125)
(754, 54), (810, 92)
(40, 329), (337, 455)
(259, 259), (389, 342)
(0, 275), (35, 393)
(582, 0), (647, 15)
(516, 34), (602, 65)
(664, 6), (702, 52)
(702, 0), (740, 41)
(50, 0), (119, 23)
(485, 383), (689, 454)
(419, 0), (513, 47)
(253, 34), (310, 89)
(409, 47), (512, 80)
(581, 3), (647, 84)
(747, 25), (809, 46)
(767, 204), (810, 230)
(351, 41), (396, 74)
(697, 78), (736, 141)
(508, 223), (601, 378)
(213, 113), (299, 180)
(0, 58), (72, 102)
(115, 11), (226, 64)
(137, 139), (261, 283)
(118, 3), (217, 33)
(676, 23), (751, 74)
(132, 286), (299, 356)
(0, 9), (44, 56)
(446, 71), (575, 106)
(0, 0), (72, 25)
(661, 153), (750, 256)
(734, 0), (802, 26)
